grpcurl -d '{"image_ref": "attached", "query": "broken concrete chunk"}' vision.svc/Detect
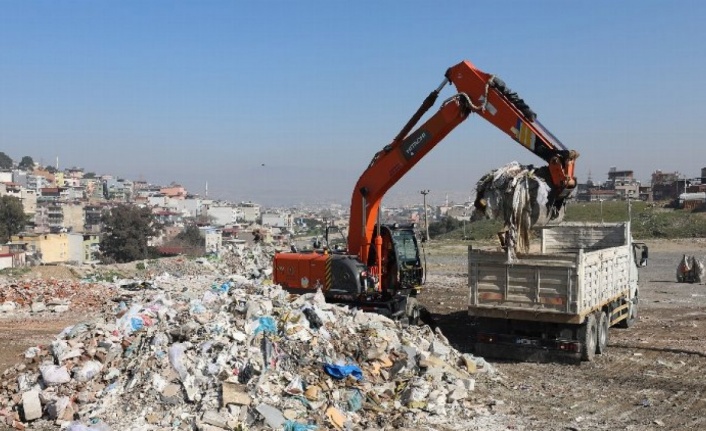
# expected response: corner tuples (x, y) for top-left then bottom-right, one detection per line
(256, 403), (286, 429)
(222, 381), (251, 406)
(21, 390), (41, 421)
(201, 410), (229, 429)
(30, 302), (46, 313)
(161, 383), (183, 405)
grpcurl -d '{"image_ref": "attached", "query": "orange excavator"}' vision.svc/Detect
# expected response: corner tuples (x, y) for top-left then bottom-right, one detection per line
(273, 59), (578, 322)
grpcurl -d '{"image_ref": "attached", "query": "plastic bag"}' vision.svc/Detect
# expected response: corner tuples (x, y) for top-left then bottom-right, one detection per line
(323, 363), (363, 381)
(75, 360), (103, 382)
(283, 421), (318, 431)
(169, 343), (189, 381)
(252, 316), (277, 335)
(302, 308), (323, 329)
(345, 388), (363, 412)
(67, 421), (112, 431)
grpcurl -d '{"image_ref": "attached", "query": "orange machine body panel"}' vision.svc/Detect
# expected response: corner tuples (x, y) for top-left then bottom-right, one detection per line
(273, 252), (329, 291)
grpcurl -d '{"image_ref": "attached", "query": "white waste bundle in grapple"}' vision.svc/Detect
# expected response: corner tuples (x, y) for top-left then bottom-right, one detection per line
(472, 161), (565, 253)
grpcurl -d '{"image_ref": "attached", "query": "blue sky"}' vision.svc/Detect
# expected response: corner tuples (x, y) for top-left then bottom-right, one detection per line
(1, 1), (704, 206)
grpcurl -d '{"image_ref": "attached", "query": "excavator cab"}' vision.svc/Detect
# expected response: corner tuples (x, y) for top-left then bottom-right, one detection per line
(367, 223), (424, 294)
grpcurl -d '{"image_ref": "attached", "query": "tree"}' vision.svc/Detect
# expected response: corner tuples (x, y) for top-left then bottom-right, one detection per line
(100, 205), (162, 263)
(176, 224), (205, 247)
(18, 156), (34, 171)
(45, 165), (58, 174)
(428, 216), (464, 237)
(163, 224), (207, 257)
(84, 172), (97, 179)
(0, 152), (12, 170)
(0, 196), (27, 242)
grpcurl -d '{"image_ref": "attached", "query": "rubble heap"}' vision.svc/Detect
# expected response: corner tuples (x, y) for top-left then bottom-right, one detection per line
(0, 276), (492, 430)
(0, 280), (116, 315)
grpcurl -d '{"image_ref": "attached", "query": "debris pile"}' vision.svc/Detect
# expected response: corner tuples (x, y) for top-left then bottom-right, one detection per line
(0, 280), (116, 315)
(0, 277), (492, 430)
(78, 244), (276, 283)
(472, 161), (564, 254)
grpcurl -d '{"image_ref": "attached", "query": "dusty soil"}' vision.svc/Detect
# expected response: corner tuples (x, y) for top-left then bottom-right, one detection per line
(0, 316), (82, 375)
(418, 239), (706, 430)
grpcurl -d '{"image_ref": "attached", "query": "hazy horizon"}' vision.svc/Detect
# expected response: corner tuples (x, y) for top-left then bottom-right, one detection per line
(2, 1), (704, 207)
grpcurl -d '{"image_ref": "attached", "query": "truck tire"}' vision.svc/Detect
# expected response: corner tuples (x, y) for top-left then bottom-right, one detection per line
(618, 296), (638, 328)
(579, 313), (597, 361)
(596, 311), (609, 354)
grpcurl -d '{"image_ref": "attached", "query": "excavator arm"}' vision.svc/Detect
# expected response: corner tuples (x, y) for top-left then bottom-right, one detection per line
(348, 60), (579, 268)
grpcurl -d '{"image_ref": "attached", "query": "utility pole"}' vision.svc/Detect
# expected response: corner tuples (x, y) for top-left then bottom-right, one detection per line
(420, 190), (430, 241)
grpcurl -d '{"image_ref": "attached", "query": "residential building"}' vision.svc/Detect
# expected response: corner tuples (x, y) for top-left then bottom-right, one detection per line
(0, 244), (26, 268)
(199, 227), (222, 254)
(54, 171), (65, 187)
(62, 203), (85, 232)
(153, 209), (183, 226)
(237, 201), (261, 223)
(0, 253), (14, 270)
(11, 171), (28, 188)
(38, 187), (61, 202)
(606, 168), (640, 200)
(67, 233), (100, 264)
(104, 178), (132, 201)
(11, 233), (70, 264)
(27, 174), (50, 192)
(81, 178), (104, 201)
(651, 170), (681, 201)
(160, 184), (187, 200)
(172, 197), (210, 219)
(588, 189), (619, 201)
(1, 183), (37, 215)
(261, 212), (293, 229)
(208, 205), (240, 226)
(84, 205), (104, 233)
(445, 204), (472, 221)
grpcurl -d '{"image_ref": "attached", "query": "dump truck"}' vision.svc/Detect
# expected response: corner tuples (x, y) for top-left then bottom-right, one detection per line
(468, 222), (648, 362)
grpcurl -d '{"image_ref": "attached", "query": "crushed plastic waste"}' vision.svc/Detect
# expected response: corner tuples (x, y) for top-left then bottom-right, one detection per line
(323, 363), (364, 381)
(0, 242), (495, 430)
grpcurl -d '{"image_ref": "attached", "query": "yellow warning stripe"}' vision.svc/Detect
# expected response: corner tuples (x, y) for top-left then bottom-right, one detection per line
(518, 124), (535, 150)
(325, 256), (332, 291)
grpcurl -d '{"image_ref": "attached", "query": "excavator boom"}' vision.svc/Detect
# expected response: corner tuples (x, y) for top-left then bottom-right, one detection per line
(349, 60), (578, 266)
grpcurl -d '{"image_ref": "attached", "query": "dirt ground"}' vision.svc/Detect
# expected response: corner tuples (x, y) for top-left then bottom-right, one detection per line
(2, 240), (706, 430)
(418, 238), (706, 431)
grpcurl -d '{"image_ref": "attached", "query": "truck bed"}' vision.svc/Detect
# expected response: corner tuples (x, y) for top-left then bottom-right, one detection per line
(468, 223), (635, 324)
